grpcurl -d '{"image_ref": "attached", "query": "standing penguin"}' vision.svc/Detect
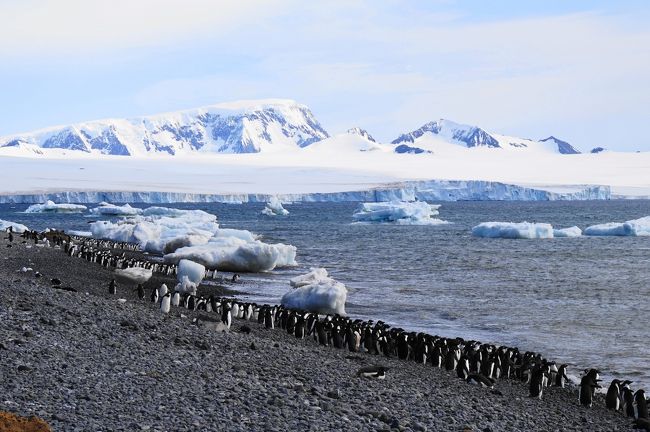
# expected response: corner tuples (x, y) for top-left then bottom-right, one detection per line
(579, 369), (601, 407)
(554, 364), (570, 388)
(635, 389), (648, 419)
(158, 283), (168, 298)
(529, 367), (546, 400)
(606, 380), (622, 411)
(150, 287), (159, 303)
(456, 355), (470, 380)
(160, 292), (171, 314)
(221, 302), (232, 329)
(108, 279), (117, 295)
(171, 291), (181, 307)
(622, 386), (636, 417)
(137, 284), (145, 300)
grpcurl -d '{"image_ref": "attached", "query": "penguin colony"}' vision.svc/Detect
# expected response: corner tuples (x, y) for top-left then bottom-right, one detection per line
(6, 227), (650, 431)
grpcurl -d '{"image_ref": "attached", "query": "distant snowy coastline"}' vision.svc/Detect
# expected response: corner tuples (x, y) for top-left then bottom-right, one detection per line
(0, 179), (610, 204)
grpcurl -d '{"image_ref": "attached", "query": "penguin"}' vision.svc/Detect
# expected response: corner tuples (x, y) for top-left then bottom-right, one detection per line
(223, 302), (233, 329)
(150, 287), (159, 303)
(137, 284), (145, 300)
(108, 279), (117, 295)
(171, 291), (181, 307)
(623, 386), (636, 417)
(466, 373), (495, 388)
(635, 389), (648, 419)
(606, 379), (622, 411)
(187, 294), (196, 311)
(160, 292), (171, 314)
(456, 355), (470, 380)
(555, 364), (569, 388)
(579, 369), (601, 407)
(231, 273), (240, 283)
(158, 283), (168, 298)
(357, 366), (387, 379)
(529, 367), (546, 400)
(51, 278), (62, 286)
(264, 307), (274, 330)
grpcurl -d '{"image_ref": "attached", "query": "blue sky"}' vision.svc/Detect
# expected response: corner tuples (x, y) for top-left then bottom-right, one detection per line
(1, 0), (649, 151)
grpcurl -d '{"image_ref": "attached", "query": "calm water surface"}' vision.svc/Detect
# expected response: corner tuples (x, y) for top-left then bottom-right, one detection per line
(2, 200), (649, 388)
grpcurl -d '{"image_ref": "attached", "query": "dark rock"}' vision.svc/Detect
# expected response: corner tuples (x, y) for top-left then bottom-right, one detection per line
(249, 342), (257, 350)
(17, 365), (32, 372)
(194, 340), (211, 351)
(327, 389), (341, 399)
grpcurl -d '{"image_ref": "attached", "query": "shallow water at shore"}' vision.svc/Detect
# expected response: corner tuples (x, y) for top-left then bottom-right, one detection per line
(2, 200), (650, 390)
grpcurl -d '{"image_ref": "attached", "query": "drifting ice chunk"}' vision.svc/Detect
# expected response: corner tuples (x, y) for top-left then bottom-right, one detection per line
(113, 267), (153, 285)
(89, 202), (142, 216)
(553, 226), (582, 238)
(0, 219), (29, 233)
(164, 235), (297, 273)
(25, 200), (87, 214)
(472, 222), (554, 239)
(67, 230), (92, 237)
(352, 201), (446, 225)
(262, 196), (289, 216)
(177, 259), (205, 285)
(290, 267), (329, 288)
(281, 268), (347, 315)
(584, 216), (650, 236)
(90, 207), (219, 254)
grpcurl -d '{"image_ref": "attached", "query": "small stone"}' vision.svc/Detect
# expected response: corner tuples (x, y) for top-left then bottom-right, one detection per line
(412, 422), (427, 432)
(17, 365), (32, 372)
(326, 389), (341, 399)
(249, 342), (257, 350)
(274, 343), (280, 348)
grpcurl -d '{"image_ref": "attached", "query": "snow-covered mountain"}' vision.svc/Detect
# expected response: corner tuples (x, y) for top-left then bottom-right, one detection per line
(0, 99), (328, 156)
(391, 119), (581, 155)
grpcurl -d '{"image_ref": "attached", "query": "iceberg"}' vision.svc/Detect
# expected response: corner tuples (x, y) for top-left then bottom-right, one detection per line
(584, 216), (650, 236)
(164, 236), (297, 273)
(553, 226), (582, 238)
(281, 268), (347, 315)
(472, 222), (554, 239)
(24, 200), (87, 214)
(262, 196), (289, 216)
(0, 219), (29, 233)
(352, 201), (448, 225)
(89, 202), (142, 216)
(90, 207), (219, 254)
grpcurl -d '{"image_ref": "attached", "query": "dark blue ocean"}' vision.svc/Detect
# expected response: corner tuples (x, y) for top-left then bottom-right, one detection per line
(2, 200), (649, 389)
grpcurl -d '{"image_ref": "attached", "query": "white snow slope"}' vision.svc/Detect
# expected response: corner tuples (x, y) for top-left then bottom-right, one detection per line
(0, 100), (648, 200)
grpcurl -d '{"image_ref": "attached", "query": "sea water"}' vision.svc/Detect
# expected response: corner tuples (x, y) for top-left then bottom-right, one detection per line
(2, 200), (649, 389)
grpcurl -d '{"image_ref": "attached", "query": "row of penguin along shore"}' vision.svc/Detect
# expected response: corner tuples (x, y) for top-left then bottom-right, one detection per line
(1, 202), (649, 431)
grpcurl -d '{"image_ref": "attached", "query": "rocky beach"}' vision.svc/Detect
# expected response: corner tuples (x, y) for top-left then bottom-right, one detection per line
(0, 234), (636, 431)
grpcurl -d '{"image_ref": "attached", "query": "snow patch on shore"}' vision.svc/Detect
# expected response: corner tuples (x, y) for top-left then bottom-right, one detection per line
(282, 268), (347, 315)
(0, 219), (29, 233)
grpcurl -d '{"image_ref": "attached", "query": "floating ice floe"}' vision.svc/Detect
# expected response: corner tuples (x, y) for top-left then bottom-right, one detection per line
(472, 222), (555, 239)
(113, 267), (153, 285)
(67, 230), (92, 237)
(91, 205), (297, 272)
(281, 268), (347, 315)
(584, 216), (650, 236)
(262, 196), (289, 216)
(553, 226), (582, 238)
(25, 200), (87, 214)
(352, 201), (448, 225)
(89, 202), (142, 216)
(0, 219), (29, 233)
(164, 234), (296, 273)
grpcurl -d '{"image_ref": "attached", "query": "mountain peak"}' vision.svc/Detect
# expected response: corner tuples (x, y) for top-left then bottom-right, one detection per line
(540, 136), (580, 154)
(392, 119), (500, 149)
(346, 127), (376, 142)
(0, 99), (329, 156)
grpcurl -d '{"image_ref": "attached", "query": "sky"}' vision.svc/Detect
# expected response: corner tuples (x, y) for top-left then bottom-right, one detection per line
(1, 0), (649, 152)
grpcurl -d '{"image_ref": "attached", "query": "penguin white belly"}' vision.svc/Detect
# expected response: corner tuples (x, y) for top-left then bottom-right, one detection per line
(160, 296), (171, 314)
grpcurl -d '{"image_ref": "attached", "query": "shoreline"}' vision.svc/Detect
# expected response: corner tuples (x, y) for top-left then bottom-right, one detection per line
(0, 235), (634, 431)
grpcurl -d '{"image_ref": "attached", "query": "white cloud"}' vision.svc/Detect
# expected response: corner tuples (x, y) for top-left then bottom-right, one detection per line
(0, 0), (294, 56)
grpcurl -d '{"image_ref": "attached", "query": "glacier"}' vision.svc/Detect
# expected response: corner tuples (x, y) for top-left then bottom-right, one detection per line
(0, 180), (611, 205)
(281, 268), (347, 315)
